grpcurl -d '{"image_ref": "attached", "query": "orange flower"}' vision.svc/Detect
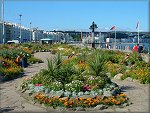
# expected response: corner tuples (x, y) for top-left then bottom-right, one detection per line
(69, 101), (73, 105)
(119, 97), (125, 102)
(96, 96), (101, 100)
(86, 98), (92, 101)
(64, 97), (69, 101)
(104, 99), (109, 103)
(64, 102), (68, 107)
(119, 93), (126, 97)
(79, 98), (84, 101)
(88, 103), (91, 106)
(59, 98), (63, 102)
(115, 101), (121, 105)
(111, 99), (117, 103)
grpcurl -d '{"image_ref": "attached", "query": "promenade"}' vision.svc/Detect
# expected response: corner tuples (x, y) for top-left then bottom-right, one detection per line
(0, 52), (149, 113)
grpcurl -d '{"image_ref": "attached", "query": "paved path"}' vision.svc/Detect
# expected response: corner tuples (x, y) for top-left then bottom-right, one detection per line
(0, 52), (149, 113)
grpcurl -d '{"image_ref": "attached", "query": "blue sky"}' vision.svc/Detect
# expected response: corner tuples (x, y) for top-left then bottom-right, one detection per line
(2, 0), (149, 32)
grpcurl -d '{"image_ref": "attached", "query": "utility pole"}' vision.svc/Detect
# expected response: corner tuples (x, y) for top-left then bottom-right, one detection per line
(19, 14), (22, 43)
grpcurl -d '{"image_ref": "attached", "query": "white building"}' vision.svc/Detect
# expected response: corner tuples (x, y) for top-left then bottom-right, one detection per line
(32, 28), (44, 42)
(0, 21), (33, 43)
(43, 31), (73, 43)
(10, 23), (31, 42)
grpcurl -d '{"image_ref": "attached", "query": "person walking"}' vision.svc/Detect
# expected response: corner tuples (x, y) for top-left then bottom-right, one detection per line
(15, 55), (21, 66)
(132, 44), (139, 52)
(21, 54), (28, 68)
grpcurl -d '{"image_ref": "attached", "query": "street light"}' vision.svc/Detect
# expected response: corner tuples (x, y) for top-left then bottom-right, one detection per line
(2, 0), (4, 43)
(89, 21), (98, 49)
(19, 14), (22, 43)
(30, 22), (32, 41)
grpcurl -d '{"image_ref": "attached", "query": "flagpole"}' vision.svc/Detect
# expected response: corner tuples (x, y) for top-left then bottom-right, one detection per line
(99, 31), (101, 48)
(114, 28), (116, 49)
(81, 30), (82, 43)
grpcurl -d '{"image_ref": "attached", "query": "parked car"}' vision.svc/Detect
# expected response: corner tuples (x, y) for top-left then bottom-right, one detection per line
(7, 40), (19, 44)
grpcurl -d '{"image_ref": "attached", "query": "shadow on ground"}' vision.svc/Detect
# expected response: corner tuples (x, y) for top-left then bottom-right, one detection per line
(120, 85), (136, 92)
(0, 106), (16, 113)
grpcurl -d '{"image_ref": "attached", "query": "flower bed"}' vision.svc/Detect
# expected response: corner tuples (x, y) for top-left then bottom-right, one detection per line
(0, 44), (43, 81)
(0, 57), (23, 81)
(20, 51), (131, 111)
(33, 92), (128, 109)
(121, 67), (150, 84)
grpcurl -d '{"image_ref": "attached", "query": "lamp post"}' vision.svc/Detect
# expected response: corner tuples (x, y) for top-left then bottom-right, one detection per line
(30, 22), (32, 41)
(36, 27), (38, 42)
(89, 21), (98, 49)
(19, 14), (22, 43)
(2, 0), (5, 43)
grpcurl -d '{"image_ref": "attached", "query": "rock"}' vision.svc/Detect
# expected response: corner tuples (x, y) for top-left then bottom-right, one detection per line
(50, 93), (63, 98)
(41, 104), (46, 108)
(133, 79), (139, 83)
(125, 77), (133, 81)
(46, 107), (54, 112)
(55, 107), (65, 111)
(75, 107), (85, 111)
(94, 105), (107, 110)
(24, 90), (33, 95)
(106, 72), (111, 78)
(114, 73), (123, 80)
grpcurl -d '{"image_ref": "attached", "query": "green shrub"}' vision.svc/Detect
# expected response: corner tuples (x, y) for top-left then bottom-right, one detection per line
(28, 57), (43, 64)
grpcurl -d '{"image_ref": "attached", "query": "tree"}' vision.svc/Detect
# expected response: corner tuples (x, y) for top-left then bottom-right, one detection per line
(71, 34), (81, 41)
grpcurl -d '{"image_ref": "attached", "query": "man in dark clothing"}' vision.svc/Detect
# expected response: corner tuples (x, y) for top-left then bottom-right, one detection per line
(22, 54), (28, 68)
(138, 45), (144, 53)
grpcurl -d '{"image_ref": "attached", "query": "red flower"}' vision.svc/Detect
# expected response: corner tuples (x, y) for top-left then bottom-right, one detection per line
(35, 84), (42, 86)
(83, 85), (91, 92)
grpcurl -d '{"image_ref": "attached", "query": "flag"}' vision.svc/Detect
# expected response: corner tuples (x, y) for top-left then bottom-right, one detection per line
(110, 26), (116, 30)
(136, 21), (139, 29)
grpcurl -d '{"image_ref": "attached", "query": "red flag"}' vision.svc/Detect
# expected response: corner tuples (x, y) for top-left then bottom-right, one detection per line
(110, 26), (116, 30)
(136, 21), (139, 29)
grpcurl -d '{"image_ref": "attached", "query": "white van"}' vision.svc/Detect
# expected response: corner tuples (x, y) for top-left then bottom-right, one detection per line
(7, 40), (19, 44)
